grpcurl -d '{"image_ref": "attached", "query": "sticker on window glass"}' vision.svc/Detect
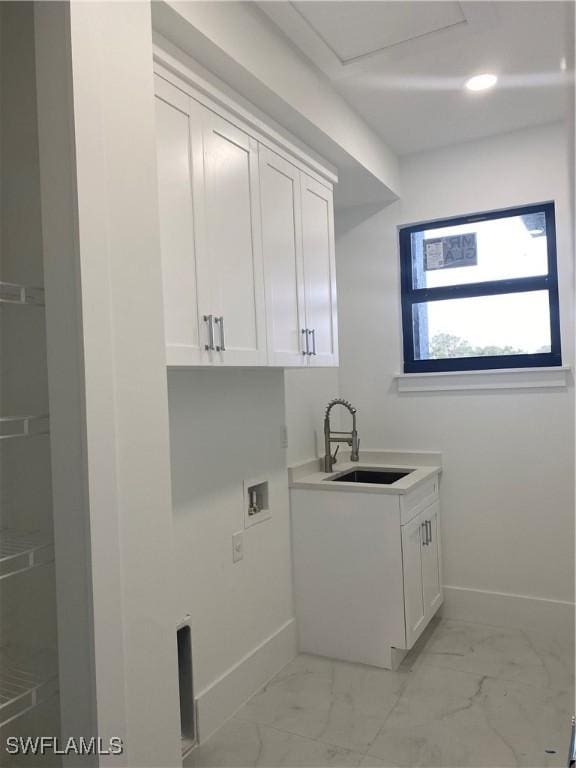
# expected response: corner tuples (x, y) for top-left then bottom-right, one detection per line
(424, 233), (477, 271)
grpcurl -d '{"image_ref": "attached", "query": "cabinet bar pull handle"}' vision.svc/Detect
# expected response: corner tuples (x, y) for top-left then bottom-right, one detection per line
(309, 328), (316, 356)
(424, 520), (432, 546)
(204, 315), (215, 351)
(215, 316), (226, 351)
(302, 328), (309, 356)
(421, 522), (428, 546)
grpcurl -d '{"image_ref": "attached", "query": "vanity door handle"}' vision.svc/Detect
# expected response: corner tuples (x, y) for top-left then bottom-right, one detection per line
(215, 316), (226, 351)
(302, 328), (309, 356)
(204, 314), (215, 351)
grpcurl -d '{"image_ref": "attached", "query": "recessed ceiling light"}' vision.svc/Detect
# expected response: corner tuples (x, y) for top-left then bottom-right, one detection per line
(465, 73), (498, 92)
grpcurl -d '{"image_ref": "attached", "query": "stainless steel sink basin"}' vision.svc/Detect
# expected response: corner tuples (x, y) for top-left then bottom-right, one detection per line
(327, 468), (412, 485)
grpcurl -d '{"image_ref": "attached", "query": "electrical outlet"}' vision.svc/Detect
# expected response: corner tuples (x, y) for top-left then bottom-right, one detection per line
(280, 425), (288, 449)
(232, 531), (244, 563)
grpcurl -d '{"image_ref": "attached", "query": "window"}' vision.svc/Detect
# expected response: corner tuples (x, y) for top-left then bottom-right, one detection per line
(399, 202), (561, 373)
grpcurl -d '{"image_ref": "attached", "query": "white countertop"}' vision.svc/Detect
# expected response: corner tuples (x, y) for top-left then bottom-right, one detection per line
(288, 450), (442, 496)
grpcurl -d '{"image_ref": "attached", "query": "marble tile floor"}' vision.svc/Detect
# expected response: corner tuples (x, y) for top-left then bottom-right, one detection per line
(186, 618), (575, 768)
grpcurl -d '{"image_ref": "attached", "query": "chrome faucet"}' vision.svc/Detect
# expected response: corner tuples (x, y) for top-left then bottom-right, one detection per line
(324, 399), (360, 473)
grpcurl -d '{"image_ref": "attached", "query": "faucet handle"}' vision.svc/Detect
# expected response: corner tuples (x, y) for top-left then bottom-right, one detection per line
(331, 445), (340, 464)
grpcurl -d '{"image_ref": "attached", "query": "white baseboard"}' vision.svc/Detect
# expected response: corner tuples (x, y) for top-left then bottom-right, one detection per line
(195, 619), (297, 743)
(443, 585), (575, 636)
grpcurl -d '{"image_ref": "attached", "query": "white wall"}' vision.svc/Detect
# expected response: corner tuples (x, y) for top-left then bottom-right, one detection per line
(168, 368), (296, 739)
(336, 122), (574, 617)
(284, 369), (340, 465)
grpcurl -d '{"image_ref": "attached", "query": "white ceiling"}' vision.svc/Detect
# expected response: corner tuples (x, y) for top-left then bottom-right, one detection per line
(257, 1), (573, 155)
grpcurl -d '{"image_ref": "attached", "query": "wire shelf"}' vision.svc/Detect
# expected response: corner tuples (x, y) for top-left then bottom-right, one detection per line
(0, 530), (54, 581)
(0, 648), (58, 728)
(0, 282), (44, 306)
(0, 416), (49, 441)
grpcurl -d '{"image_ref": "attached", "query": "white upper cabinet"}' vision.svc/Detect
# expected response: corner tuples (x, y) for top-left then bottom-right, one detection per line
(260, 147), (339, 367)
(155, 78), (207, 366)
(259, 147), (306, 366)
(300, 175), (338, 367)
(154, 72), (337, 368)
(202, 112), (267, 366)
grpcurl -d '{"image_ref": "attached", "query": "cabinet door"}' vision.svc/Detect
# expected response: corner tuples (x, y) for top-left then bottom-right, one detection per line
(300, 175), (338, 367)
(259, 147), (307, 366)
(202, 110), (267, 366)
(154, 77), (211, 366)
(401, 512), (426, 648)
(422, 501), (443, 619)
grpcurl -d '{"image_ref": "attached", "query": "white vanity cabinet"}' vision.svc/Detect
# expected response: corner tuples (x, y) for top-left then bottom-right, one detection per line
(154, 70), (337, 369)
(290, 473), (443, 669)
(259, 146), (338, 366)
(402, 498), (442, 648)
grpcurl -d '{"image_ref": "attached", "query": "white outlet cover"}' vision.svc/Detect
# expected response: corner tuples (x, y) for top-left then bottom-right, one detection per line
(232, 531), (243, 563)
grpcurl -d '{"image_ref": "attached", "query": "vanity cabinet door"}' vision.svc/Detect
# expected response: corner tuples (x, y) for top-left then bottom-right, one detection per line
(301, 174), (338, 367)
(401, 511), (426, 648)
(422, 500), (443, 619)
(259, 147), (307, 366)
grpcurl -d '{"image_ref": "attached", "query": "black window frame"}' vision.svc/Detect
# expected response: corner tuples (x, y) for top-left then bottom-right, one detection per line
(399, 201), (562, 373)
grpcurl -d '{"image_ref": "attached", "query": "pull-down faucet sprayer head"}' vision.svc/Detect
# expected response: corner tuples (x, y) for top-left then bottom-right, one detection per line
(324, 398), (357, 419)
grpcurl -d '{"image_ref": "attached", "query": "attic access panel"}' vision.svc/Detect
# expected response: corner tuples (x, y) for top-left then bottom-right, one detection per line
(292, 1), (466, 62)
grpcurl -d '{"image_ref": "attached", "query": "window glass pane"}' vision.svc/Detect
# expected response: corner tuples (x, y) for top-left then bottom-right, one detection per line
(412, 291), (551, 360)
(411, 211), (549, 289)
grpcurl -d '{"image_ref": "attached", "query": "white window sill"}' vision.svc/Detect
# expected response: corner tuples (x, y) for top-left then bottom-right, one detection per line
(395, 366), (572, 393)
